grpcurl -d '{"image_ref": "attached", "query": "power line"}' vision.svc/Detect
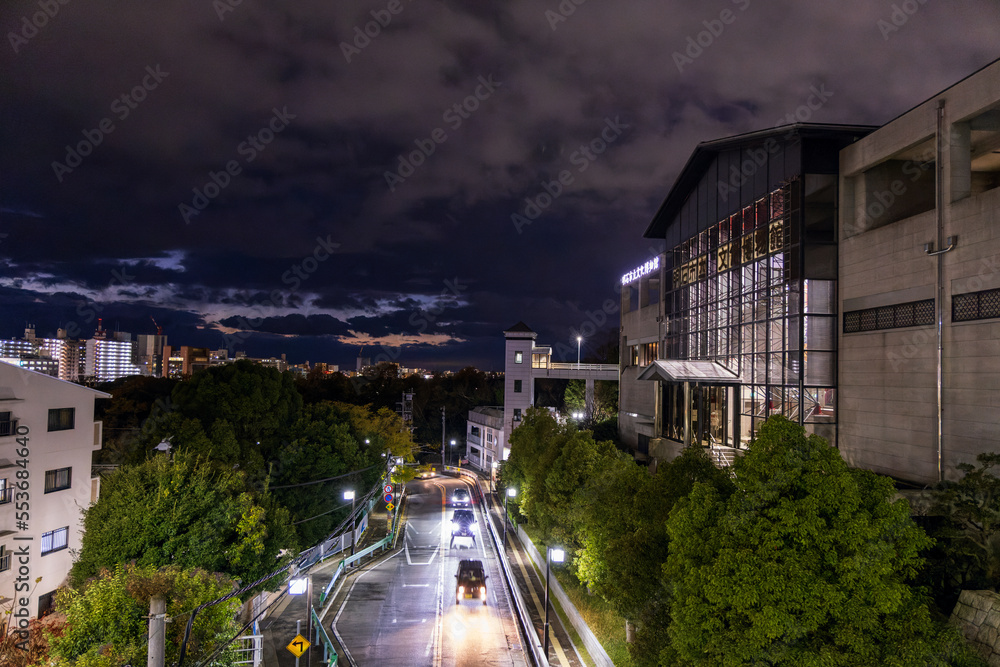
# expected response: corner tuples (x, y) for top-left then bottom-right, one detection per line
(269, 462), (381, 489)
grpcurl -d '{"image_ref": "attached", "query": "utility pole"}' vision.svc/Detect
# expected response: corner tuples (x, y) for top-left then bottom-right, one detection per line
(441, 406), (446, 468)
(148, 595), (166, 667)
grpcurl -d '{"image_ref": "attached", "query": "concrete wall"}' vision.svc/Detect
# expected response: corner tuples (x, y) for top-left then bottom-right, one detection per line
(0, 362), (108, 618)
(839, 59), (1000, 484)
(619, 298), (662, 452)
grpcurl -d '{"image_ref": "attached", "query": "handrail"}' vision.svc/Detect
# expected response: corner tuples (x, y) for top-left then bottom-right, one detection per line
(311, 606), (339, 665)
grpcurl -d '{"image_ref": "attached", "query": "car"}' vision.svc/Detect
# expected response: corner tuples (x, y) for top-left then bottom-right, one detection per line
(416, 464), (436, 479)
(450, 509), (477, 548)
(451, 487), (470, 507)
(455, 559), (488, 605)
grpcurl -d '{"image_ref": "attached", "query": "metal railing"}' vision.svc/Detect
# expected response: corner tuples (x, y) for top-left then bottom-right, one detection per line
(0, 420), (18, 437)
(311, 606), (338, 665)
(230, 634), (262, 666)
(548, 363), (618, 372)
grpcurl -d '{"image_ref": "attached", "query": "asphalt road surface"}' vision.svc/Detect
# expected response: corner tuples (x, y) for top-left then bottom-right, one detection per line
(331, 475), (528, 667)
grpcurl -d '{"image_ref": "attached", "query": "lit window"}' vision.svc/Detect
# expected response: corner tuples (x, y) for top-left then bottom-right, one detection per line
(514, 351), (523, 364)
(41, 527), (69, 555)
(513, 408), (522, 421)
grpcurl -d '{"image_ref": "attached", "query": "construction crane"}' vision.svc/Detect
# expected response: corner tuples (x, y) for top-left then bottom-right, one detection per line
(150, 316), (163, 335)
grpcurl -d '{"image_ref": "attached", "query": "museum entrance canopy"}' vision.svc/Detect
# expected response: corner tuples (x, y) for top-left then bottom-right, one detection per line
(636, 360), (741, 385)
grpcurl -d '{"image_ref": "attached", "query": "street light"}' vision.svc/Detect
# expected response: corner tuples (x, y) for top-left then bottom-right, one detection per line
(576, 336), (582, 366)
(344, 490), (356, 560)
(544, 546), (565, 661)
(504, 487), (517, 549)
(450, 439), (456, 466)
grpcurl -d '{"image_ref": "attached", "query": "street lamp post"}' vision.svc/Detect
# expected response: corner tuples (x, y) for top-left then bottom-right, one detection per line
(450, 439), (456, 466)
(576, 336), (582, 366)
(344, 490), (356, 560)
(504, 487), (517, 549)
(543, 547), (565, 661)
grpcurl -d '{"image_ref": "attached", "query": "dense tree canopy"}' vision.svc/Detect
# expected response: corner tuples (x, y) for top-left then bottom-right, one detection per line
(48, 563), (241, 667)
(664, 416), (951, 667)
(71, 452), (295, 590)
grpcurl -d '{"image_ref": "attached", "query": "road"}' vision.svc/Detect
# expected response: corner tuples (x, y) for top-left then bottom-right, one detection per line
(330, 475), (528, 667)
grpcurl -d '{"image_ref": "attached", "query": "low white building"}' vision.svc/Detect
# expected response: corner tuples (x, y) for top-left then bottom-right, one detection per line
(0, 361), (108, 619)
(465, 407), (505, 478)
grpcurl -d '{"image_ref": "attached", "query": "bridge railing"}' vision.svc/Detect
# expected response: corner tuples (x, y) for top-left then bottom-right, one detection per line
(547, 362), (618, 371)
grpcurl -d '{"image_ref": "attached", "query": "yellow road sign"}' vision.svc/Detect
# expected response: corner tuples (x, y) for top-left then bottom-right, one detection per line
(286, 634), (310, 657)
(386, 502), (395, 511)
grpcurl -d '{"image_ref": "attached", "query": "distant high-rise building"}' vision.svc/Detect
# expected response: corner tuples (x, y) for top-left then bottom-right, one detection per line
(135, 334), (167, 377)
(161, 345), (211, 378)
(84, 324), (141, 382)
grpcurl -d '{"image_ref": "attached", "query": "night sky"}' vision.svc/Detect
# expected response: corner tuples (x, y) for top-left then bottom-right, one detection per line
(1, 1), (997, 370)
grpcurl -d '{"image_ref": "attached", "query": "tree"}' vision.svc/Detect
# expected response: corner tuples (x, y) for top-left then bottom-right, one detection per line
(664, 416), (949, 666)
(564, 379), (618, 423)
(576, 446), (733, 665)
(46, 563), (241, 667)
(924, 453), (1000, 610)
(71, 452), (295, 590)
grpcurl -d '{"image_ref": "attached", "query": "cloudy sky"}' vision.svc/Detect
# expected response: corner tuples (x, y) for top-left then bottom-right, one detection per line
(1, 0), (997, 370)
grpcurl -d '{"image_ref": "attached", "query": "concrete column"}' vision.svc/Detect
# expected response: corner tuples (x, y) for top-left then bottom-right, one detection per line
(148, 595), (166, 667)
(948, 121), (971, 203)
(683, 381), (691, 447)
(585, 379), (595, 419)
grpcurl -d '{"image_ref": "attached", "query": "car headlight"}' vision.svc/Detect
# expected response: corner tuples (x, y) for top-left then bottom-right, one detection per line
(480, 587), (487, 598)
(458, 586), (464, 596)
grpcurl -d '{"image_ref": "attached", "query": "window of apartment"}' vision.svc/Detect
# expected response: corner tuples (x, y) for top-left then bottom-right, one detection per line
(47, 408), (75, 432)
(0, 546), (10, 572)
(470, 426), (481, 438)
(514, 351), (523, 364)
(0, 411), (16, 437)
(514, 379), (522, 393)
(0, 477), (11, 505)
(38, 590), (56, 618)
(486, 432), (494, 444)
(513, 408), (522, 422)
(44, 467), (72, 493)
(41, 527), (69, 555)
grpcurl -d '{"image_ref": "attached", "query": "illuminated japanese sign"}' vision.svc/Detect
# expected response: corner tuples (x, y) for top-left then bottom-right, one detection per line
(673, 219), (784, 289)
(621, 256), (660, 286)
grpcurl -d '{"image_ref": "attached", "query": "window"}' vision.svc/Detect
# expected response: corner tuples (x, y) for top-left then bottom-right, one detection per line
(513, 408), (522, 422)
(44, 467), (72, 493)
(843, 299), (934, 333)
(41, 527), (69, 555)
(514, 351), (523, 364)
(0, 411), (16, 437)
(0, 478), (10, 505)
(470, 426), (481, 438)
(514, 380), (522, 393)
(38, 591), (56, 618)
(953, 287), (1000, 322)
(47, 408), (75, 432)
(0, 547), (9, 572)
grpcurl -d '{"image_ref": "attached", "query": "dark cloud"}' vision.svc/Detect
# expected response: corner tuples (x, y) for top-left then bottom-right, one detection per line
(1, 0), (997, 368)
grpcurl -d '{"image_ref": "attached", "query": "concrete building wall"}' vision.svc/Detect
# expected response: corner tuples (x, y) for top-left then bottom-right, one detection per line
(839, 58), (1000, 484)
(502, 332), (535, 454)
(618, 285), (662, 452)
(0, 362), (108, 619)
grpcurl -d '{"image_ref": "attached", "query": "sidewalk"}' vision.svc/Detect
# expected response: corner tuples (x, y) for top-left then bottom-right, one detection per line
(260, 508), (395, 667)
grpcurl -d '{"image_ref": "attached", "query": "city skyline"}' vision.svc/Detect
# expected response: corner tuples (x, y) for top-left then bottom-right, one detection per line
(1, 0), (997, 370)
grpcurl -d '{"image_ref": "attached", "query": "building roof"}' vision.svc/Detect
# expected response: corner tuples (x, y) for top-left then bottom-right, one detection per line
(0, 360), (112, 397)
(636, 359), (742, 384)
(469, 406), (504, 419)
(503, 321), (534, 334)
(643, 123), (877, 239)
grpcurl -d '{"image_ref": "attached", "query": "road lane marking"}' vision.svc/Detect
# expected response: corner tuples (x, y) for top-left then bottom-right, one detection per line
(510, 544), (572, 667)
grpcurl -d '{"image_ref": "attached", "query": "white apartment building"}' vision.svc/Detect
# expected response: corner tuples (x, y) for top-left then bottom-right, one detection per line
(0, 361), (108, 619)
(84, 328), (141, 382)
(465, 407), (505, 477)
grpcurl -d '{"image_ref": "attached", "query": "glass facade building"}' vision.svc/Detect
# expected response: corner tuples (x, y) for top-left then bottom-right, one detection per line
(619, 125), (875, 455)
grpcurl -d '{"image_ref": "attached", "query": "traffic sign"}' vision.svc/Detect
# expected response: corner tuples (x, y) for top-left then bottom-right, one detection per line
(384, 493), (393, 503)
(286, 634), (310, 657)
(384, 484), (393, 493)
(386, 502), (395, 511)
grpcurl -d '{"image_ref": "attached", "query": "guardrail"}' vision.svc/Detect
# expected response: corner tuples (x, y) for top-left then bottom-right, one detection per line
(445, 466), (549, 667)
(319, 488), (405, 606)
(311, 606), (338, 665)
